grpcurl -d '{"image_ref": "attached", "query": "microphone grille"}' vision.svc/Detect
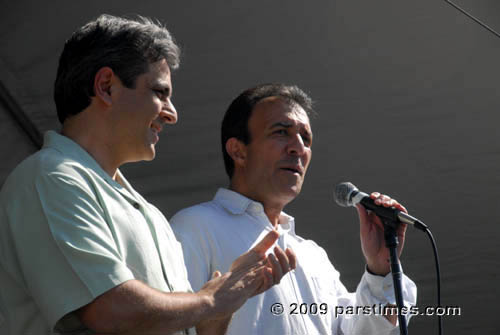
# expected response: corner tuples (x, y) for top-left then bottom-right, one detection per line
(334, 182), (357, 207)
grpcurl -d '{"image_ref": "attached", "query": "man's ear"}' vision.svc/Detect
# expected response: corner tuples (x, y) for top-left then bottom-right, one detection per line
(226, 137), (247, 168)
(93, 67), (114, 106)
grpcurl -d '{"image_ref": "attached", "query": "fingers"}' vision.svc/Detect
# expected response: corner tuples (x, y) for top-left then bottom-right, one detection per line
(230, 230), (297, 297)
(253, 267), (274, 296)
(212, 270), (222, 279)
(398, 204), (408, 214)
(266, 245), (297, 285)
(251, 229), (280, 255)
(285, 248), (297, 270)
(274, 246), (290, 273)
(230, 230), (280, 271)
(369, 211), (385, 230)
(396, 220), (408, 237)
(253, 248), (295, 295)
(356, 203), (384, 231)
(267, 254), (283, 284)
(370, 192), (407, 213)
(355, 203), (369, 223)
(257, 243), (297, 290)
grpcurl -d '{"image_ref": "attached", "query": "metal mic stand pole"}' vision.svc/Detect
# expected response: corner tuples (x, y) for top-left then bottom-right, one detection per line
(383, 221), (408, 335)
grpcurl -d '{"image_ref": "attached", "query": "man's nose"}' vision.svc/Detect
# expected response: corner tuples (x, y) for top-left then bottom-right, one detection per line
(287, 134), (306, 156)
(160, 98), (178, 124)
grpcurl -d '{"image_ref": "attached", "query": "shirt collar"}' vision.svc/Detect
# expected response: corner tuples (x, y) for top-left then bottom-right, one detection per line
(43, 130), (123, 188)
(213, 188), (296, 233)
(214, 188), (256, 215)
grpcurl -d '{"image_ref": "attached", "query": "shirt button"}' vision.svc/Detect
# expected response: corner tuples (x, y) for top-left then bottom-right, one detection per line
(133, 202), (141, 210)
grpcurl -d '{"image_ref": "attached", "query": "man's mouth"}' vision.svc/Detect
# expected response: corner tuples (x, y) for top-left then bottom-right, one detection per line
(150, 123), (162, 134)
(280, 166), (303, 176)
(149, 123), (163, 144)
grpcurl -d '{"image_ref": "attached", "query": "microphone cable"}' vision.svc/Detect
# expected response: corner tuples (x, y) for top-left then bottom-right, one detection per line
(422, 226), (442, 335)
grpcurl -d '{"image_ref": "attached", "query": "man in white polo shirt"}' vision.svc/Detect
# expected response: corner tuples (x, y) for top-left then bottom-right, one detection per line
(171, 83), (417, 335)
(0, 16), (295, 335)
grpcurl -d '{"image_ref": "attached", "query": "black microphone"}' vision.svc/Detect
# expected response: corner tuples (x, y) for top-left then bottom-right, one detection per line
(334, 182), (428, 231)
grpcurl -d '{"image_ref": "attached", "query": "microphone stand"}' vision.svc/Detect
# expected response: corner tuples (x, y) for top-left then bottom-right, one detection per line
(383, 220), (408, 335)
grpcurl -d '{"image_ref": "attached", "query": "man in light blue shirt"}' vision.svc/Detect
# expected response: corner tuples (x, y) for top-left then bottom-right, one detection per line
(0, 15), (295, 335)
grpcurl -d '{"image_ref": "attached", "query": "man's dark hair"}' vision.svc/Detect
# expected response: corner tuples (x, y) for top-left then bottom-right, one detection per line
(54, 14), (180, 123)
(221, 83), (314, 178)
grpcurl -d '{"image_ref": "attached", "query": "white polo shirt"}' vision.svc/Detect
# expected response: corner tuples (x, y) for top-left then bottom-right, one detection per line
(172, 188), (417, 335)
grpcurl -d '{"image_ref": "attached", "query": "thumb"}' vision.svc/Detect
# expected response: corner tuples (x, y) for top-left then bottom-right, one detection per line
(357, 203), (384, 231)
(356, 203), (369, 226)
(211, 270), (222, 279)
(356, 203), (376, 236)
(251, 229), (279, 255)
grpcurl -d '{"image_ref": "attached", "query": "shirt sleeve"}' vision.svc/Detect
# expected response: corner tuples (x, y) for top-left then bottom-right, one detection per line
(336, 268), (417, 335)
(11, 170), (135, 330)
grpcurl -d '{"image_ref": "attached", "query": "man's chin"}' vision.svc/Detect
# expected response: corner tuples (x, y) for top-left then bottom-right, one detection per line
(144, 149), (156, 161)
(279, 185), (302, 201)
(144, 144), (157, 160)
(128, 147), (156, 163)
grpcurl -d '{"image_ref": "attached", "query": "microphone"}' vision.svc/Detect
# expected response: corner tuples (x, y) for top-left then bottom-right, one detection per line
(334, 182), (428, 231)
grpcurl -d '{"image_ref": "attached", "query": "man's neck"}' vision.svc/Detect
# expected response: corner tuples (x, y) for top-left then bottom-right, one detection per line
(263, 206), (283, 229)
(62, 118), (121, 181)
(228, 183), (285, 229)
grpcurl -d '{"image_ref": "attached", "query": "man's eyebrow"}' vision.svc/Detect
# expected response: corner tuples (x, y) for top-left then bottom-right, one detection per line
(269, 122), (293, 129)
(270, 122), (312, 135)
(151, 81), (172, 95)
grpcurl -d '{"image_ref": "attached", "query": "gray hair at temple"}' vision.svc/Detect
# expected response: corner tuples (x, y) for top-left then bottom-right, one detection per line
(54, 14), (181, 123)
(221, 83), (314, 178)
